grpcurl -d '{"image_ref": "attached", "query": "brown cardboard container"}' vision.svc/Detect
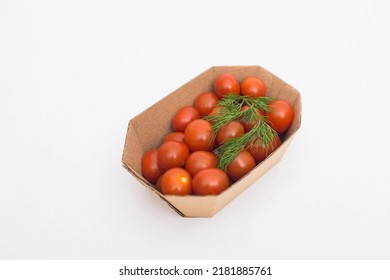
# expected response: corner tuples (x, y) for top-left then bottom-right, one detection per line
(122, 66), (301, 217)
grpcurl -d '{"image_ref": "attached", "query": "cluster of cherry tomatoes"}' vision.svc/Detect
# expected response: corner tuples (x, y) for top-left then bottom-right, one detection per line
(142, 74), (294, 196)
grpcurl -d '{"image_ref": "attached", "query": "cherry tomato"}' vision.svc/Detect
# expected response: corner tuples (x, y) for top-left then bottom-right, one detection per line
(240, 105), (265, 132)
(164, 132), (185, 143)
(184, 119), (215, 152)
(157, 141), (190, 171)
(193, 92), (219, 116)
(216, 121), (245, 145)
(185, 151), (218, 176)
(161, 168), (192, 195)
(155, 176), (162, 192)
(208, 105), (222, 117)
(142, 149), (163, 184)
(266, 100), (294, 134)
(172, 106), (200, 132)
(214, 74), (240, 99)
(241, 77), (266, 97)
(247, 134), (282, 163)
(192, 168), (230, 195)
(226, 149), (256, 182)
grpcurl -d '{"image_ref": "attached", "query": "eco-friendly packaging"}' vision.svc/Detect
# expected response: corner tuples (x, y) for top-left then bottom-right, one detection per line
(122, 66), (301, 217)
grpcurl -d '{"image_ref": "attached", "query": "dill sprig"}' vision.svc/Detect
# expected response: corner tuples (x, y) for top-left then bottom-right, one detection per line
(204, 94), (273, 140)
(204, 106), (241, 141)
(216, 117), (277, 171)
(203, 94), (277, 171)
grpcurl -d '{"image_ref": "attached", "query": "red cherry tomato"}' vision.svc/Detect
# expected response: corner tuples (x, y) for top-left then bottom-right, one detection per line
(192, 168), (230, 195)
(266, 100), (294, 134)
(185, 151), (218, 176)
(161, 168), (192, 195)
(247, 134), (282, 163)
(214, 74), (240, 99)
(241, 77), (266, 97)
(155, 176), (162, 192)
(240, 105), (265, 132)
(142, 149), (163, 184)
(172, 106), (200, 132)
(157, 141), (190, 171)
(208, 105), (222, 117)
(164, 132), (185, 143)
(193, 92), (219, 116)
(184, 119), (215, 152)
(216, 121), (245, 145)
(227, 149), (256, 182)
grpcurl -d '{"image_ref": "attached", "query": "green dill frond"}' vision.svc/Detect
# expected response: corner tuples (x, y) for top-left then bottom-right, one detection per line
(203, 94), (277, 170)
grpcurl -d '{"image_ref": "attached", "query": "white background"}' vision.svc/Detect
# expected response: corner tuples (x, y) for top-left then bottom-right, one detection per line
(1, 0), (389, 260)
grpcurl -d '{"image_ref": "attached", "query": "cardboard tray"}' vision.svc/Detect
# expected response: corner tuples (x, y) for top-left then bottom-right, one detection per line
(122, 66), (301, 217)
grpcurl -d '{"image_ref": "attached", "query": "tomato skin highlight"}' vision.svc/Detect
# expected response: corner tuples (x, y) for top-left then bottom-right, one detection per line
(192, 168), (230, 195)
(164, 132), (185, 143)
(185, 151), (218, 176)
(142, 149), (163, 184)
(241, 77), (266, 97)
(214, 74), (240, 99)
(227, 149), (256, 182)
(161, 168), (192, 195)
(157, 141), (190, 171)
(216, 121), (245, 146)
(172, 106), (200, 132)
(266, 100), (294, 134)
(247, 135), (282, 163)
(193, 92), (219, 116)
(184, 119), (215, 152)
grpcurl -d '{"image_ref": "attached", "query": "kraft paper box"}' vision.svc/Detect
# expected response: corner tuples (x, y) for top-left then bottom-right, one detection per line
(122, 66), (301, 217)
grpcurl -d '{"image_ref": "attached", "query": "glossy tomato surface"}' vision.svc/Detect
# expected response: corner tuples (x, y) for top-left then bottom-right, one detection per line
(185, 151), (218, 176)
(226, 149), (256, 182)
(157, 141), (190, 171)
(216, 121), (245, 145)
(164, 132), (185, 143)
(241, 77), (266, 97)
(192, 168), (230, 195)
(266, 100), (294, 134)
(193, 92), (219, 116)
(214, 74), (240, 99)
(161, 168), (192, 195)
(142, 149), (163, 184)
(247, 134), (282, 163)
(172, 106), (200, 132)
(184, 119), (215, 152)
